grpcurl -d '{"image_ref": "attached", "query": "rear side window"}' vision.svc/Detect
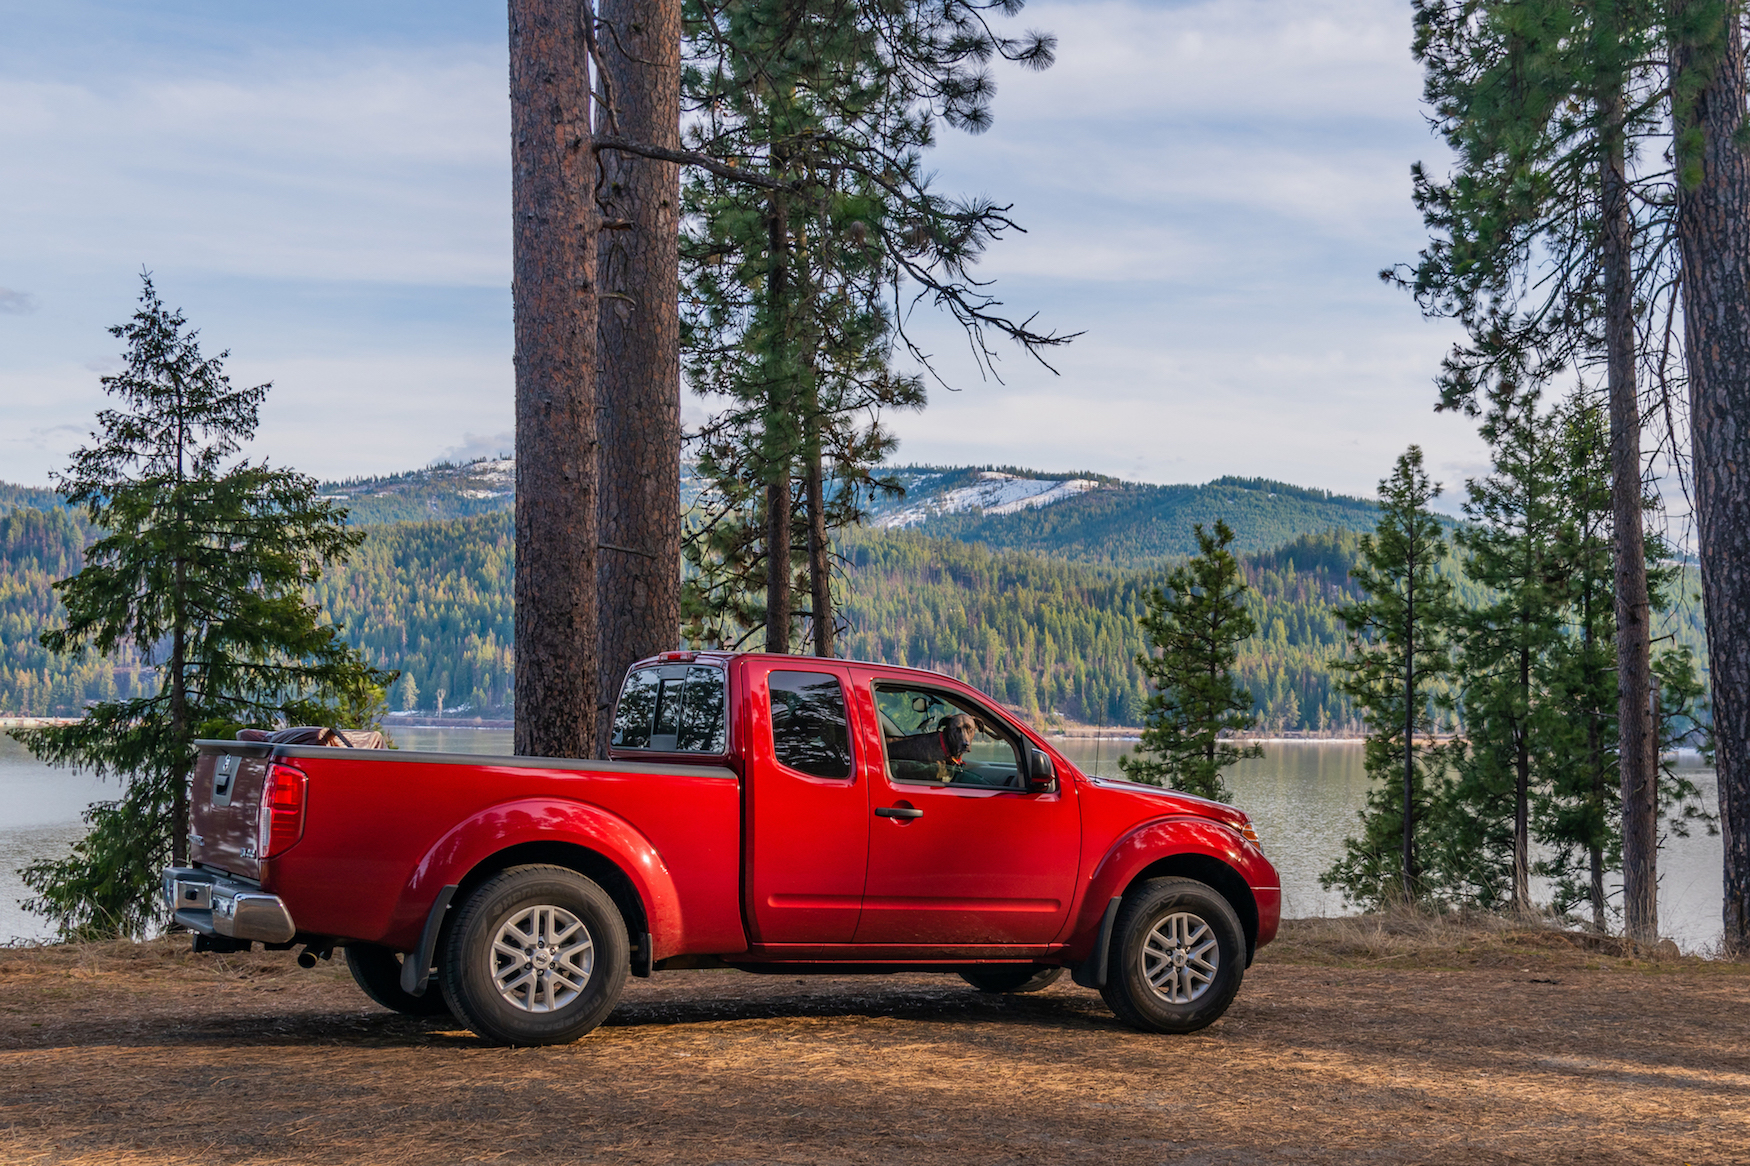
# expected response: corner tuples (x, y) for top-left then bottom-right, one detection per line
(612, 665), (728, 753)
(767, 671), (852, 779)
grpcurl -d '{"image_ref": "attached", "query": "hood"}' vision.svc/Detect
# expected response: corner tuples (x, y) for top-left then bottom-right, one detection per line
(1082, 773), (1252, 830)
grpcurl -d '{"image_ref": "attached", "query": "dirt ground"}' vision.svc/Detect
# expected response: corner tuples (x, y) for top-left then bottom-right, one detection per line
(1, 917), (1746, 1165)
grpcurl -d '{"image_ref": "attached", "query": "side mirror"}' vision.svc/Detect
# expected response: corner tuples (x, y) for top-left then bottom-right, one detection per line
(1026, 749), (1058, 793)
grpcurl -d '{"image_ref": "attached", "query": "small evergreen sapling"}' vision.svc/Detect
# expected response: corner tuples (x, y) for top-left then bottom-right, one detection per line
(1119, 520), (1261, 802)
(12, 274), (394, 939)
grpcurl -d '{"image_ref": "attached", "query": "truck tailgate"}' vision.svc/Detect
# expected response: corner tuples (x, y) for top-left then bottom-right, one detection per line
(190, 746), (270, 881)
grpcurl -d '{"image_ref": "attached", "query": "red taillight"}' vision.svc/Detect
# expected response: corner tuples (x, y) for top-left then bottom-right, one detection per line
(258, 763), (307, 859)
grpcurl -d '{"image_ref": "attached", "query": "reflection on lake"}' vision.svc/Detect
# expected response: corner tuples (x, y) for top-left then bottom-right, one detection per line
(0, 734), (119, 946)
(1, 726), (1725, 953)
(387, 725), (515, 756)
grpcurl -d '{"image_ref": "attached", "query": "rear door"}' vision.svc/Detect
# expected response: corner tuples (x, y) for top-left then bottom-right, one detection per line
(743, 662), (869, 943)
(852, 676), (1079, 946)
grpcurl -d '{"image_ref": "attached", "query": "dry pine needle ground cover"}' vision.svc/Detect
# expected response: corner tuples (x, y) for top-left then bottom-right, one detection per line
(0, 915), (1746, 1165)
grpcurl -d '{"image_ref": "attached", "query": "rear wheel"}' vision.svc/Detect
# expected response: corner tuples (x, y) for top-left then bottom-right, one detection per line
(959, 966), (1065, 994)
(441, 865), (629, 1046)
(345, 943), (454, 1017)
(1100, 877), (1245, 1034)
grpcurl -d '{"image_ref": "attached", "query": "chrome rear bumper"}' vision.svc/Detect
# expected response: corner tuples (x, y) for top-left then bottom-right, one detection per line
(163, 867), (297, 944)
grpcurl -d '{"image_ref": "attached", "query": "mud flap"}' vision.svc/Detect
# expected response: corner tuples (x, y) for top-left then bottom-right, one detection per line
(1071, 896), (1124, 989)
(399, 884), (458, 997)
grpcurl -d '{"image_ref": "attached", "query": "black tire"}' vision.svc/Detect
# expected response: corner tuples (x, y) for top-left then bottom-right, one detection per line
(959, 966), (1066, 994)
(345, 943), (456, 1017)
(346, 938), (458, 1015)
(440, 865), (629, 1046)
(1099, 877), (1245, 1034)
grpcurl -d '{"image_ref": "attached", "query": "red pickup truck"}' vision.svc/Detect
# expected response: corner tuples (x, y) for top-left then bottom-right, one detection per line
(164, 652), (1279, 1045)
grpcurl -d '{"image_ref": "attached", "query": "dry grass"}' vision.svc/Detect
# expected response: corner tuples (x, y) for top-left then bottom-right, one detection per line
(1, 919), (1746, 1164)
(1268, 909), (1727, 971)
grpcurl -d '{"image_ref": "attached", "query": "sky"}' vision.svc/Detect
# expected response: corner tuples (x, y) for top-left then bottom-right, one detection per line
(0, 0), (1488, 502)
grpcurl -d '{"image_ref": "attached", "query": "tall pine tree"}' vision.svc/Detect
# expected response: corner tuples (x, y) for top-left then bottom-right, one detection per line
(1441, 393), (1574, 910)
(1324, 447), (1453, 909)
(677, 0), (1069, 654)
(1398, 0), (1672, 940)
(1119, 520), (1261, 803)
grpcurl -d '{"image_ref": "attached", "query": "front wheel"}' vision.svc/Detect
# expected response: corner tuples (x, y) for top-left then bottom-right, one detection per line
(345, 943), (455, 1017)
(959, 966), (1065, 994)
(1100, 877), (1245, 1034)
(441, 865), (629, 1046)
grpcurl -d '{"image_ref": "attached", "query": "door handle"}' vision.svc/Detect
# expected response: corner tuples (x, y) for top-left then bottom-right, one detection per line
(874, 806), (924, 820)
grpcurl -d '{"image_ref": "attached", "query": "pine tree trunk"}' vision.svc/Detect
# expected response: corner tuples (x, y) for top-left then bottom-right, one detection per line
(1585, 587), (1608, 930)
(805, 398), (833, 658)
(1402, 546), (1415, 903)
(1603, 97), (1658, 944)
(1671, 0), (1750, 956)
(1514, 641), (1531, 912)
(595, 0), (681, 750)
(169, 572), (189, 868)
(763, 191), (793, 655)
(766, 476), (792, 652)
(511, 0), (600, 759)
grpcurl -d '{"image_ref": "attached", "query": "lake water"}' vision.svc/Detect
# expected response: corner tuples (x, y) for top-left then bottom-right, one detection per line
(1, 728), (1726, 952)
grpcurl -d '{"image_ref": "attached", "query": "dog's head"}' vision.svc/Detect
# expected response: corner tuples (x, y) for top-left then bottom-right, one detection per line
(942, 714), (979, 761)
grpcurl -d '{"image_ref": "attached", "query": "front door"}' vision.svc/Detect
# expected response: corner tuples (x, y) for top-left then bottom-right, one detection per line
(745, 664), (868, 943)
(853, 679), (1079, 946)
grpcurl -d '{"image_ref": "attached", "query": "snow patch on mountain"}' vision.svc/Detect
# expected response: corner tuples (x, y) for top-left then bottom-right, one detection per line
(874, 471), (1102, 528)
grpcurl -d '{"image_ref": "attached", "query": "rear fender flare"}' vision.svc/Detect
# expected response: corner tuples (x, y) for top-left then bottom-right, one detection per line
(389, 798), (682, 958)
(1066, 817), (1263, 961)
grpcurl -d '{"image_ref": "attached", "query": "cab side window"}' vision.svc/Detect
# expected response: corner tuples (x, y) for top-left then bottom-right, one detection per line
(612, 665), (727, 753)
(768, 671), (853, 779)
(874, 685), (1023, 788)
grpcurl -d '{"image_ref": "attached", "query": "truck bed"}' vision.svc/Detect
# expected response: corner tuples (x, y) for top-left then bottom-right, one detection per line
(187, 742), (747, 957)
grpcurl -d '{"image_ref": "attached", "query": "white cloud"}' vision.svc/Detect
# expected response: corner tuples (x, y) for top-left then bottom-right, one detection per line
(0, 48), (509, 286)
(0, 288), (40, 314)
(992, 0), (1417, 124)
(440, 431), (516, 465)
(240, 352), (513, 481)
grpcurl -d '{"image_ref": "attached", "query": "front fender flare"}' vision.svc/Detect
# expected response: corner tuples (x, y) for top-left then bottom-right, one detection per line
(1064, 817), (1274, 961)
(384, 798), (683, 958)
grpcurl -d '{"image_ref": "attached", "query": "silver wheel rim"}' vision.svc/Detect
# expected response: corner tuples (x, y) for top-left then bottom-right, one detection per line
(1142, 911), (1219, 1005)
(490, 904), (594, 1013)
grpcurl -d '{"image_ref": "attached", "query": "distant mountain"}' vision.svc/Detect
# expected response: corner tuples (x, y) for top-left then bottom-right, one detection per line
(313, 459), (518, 525)
(307, 458), (1380, 565)
(0, 481), (69, 515)
(867, 466), (1382, 565)
(0, 457), (1405, 574)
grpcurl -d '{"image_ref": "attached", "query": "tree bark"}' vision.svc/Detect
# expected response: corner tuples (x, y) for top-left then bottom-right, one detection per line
(1513, 638), (1531, 912)
(1603, 96), (1658, 944)
(1585, 574), (1608, 929)
(763, 191), (793, 655)
(805, 391), (833, 657)
(1671, 0), (1750, 956)
(1402, 534), (1415, 903)
(594, 0), (682, 750)
(170, 563), (189, 868)
(511, 0), (600, 759)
